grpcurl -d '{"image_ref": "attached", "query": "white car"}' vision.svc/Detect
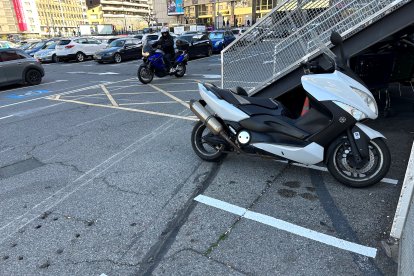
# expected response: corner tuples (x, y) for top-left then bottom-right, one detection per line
(231, 28), (247, 36)
(55, 37), (106, 62)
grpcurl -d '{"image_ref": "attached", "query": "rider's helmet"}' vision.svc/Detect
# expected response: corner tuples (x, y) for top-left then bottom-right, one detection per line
(161, 27), (169, 36)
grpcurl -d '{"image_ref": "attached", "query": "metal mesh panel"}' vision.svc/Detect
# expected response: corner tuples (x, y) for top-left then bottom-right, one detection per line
(399, 192), (414, 276)
(221, 0), (410, 93)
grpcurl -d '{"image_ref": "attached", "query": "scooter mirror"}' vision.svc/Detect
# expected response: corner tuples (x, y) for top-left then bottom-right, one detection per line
(330, 31), (343, 46)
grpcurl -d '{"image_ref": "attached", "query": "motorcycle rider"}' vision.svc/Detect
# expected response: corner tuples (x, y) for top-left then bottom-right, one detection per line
(153, 27), (175, 73)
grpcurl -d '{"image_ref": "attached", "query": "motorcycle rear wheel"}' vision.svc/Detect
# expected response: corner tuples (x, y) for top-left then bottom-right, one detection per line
(137, 65), (154, 84)
(327, 136), (391, 188)
(175, 64), (186, 78)
(191, 121), (227, 162)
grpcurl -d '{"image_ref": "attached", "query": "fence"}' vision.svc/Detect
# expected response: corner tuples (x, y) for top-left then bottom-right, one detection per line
(391, 141), (414, 276)
(221, 0), (410, 93)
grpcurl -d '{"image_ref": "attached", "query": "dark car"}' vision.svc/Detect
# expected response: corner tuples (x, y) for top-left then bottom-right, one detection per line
(209, 31), (236, 52)
(176, 33), (212, 59)
(94, 38), (142, 63)
(0, 48), (45, 87)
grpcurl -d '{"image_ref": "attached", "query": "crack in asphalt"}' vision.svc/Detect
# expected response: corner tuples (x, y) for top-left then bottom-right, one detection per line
(309, 169), (383, 276)
(162, 247), (250, 275)
(204, 164), (290, 257)
(135, 162), (222, 276)
(99, 176), (156, 198)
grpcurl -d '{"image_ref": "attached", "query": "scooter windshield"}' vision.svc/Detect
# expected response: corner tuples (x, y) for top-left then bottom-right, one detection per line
(310, 33), (336, 66)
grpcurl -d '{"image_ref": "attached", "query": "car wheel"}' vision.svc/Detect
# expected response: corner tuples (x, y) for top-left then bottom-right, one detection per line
(52, 54), (57, 63)
(75, 52), (85, 62)
(114, 53), (122, 63)
(207, 47), (213, 57)
(25, 69), (42, 85)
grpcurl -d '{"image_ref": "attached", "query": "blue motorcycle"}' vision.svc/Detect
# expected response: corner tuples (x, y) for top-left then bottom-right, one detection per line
(137, 43), (188, 84)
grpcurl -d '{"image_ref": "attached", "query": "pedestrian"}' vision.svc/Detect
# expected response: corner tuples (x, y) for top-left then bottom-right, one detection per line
(247, 19), (250, 27)
(235, 18), (238, 27)
(226, 20), (229, 29)
(222, 20), (225, 29)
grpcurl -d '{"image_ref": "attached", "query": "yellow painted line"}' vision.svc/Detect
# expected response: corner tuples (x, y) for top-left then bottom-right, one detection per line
(119, 101), (189, 106)
(100, 84), (119, 107)
(49, 98), (197, 121)
(111, 90), (198, 96)
(148, 84), (189, 109)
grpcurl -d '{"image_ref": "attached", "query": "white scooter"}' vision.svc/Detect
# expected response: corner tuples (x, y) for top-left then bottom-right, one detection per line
(189, 32), (391, 188)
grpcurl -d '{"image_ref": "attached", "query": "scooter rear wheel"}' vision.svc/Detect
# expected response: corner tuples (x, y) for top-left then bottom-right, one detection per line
(175, 64), (186, 78)
(191, 121), (227, 162)
(327, 137), (391, 188)
(137, 65), (154, 84)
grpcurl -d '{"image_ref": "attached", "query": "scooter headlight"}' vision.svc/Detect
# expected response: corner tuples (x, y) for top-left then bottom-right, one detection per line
(333, 101), (367, 121)
(351, 87), (378, 116)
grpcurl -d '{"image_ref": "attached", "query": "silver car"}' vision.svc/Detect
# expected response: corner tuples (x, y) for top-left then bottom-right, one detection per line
(0, 48), (45, 87)
(34, 41), (58, 63)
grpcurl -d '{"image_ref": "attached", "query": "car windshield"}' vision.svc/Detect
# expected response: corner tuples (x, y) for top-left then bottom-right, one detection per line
(58, 40), (71, 46)
(146, 35), (159, 41)
(31, 41), (45, 49)
(209, 32), (223, 39)
(109, 40), (125, 47)
(19, 43), (32, 50)
(47, 43), (57, 49)
(231, 30), (239, 34)
(178, 36), (192, 43)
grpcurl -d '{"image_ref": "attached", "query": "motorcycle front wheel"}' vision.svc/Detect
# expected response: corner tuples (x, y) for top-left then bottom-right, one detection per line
(191, 121), (227, 162)
(327, 136), (391, 188)
(175, 64), (186, 78)
(137, 64), (154, 84)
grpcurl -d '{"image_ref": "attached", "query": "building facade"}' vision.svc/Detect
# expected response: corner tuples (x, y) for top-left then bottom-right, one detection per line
(183, 0), (279, 28)
(0, 0), (19, 36)
(36, 0), (88, 37)
(87, 0), (151, 32)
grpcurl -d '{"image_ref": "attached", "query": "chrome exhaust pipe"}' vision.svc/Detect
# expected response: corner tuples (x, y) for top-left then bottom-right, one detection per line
(190, 100), (223, 135)
(190, 100), (240, 153)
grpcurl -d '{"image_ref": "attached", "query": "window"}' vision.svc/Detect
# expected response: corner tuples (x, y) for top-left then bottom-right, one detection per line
(0, 51), (25, 62)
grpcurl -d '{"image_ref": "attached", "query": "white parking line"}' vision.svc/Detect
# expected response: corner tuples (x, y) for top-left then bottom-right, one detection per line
(148, 84), (189, 109)
(0, 115), (14, 120)
(195, 195), (377, 258)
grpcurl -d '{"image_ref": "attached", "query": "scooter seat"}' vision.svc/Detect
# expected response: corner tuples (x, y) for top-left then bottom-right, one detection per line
(205, 83), (279, 110)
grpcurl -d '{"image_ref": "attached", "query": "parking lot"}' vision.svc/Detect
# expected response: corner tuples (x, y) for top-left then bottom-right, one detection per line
(0, 56), (413, 275)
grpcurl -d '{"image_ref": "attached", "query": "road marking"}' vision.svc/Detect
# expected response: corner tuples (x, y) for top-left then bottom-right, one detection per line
(100, 85), (119, 107)
(194, 195), (377, 258)
(0, 115), (14, 120)
(0, 78), (135, 110)
(49, 98), (197, 121)
(0, 80), (67, 93)
(119, 100), (189, 106)
(110, 90), (198, 96)
(148, 84), (189, 109)
(67, 71), (119, 75)
(274, 160), (399, 185)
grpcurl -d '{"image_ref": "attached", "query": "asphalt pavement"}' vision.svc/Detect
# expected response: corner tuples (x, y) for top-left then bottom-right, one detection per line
(0, 56), (413, 275)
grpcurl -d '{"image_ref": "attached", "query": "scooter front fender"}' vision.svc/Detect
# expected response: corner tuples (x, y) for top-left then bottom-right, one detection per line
(355, 123), (385, 140)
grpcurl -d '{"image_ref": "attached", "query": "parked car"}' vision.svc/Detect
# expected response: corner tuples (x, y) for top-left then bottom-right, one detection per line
(209, 31), (236, 52)
(34, 41), (59, 63)
(231, 28), (247, 36)
(0, 48), (44, 87)
(0, 41), (17, 49)
(55, 37), (106, 62)
(94, 38), (142, 63)
(176, 33), (212, 59)
(25, 39), (58, 57)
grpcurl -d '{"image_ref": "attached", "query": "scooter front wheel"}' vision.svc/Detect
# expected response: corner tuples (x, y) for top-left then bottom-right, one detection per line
(137, 65), (154, 84)
(191, 121), (227, 162)
(327, 137), (391, 188)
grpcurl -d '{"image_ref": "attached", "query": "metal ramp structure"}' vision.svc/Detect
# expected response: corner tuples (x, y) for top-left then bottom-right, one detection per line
(221, 0), (414, 97)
